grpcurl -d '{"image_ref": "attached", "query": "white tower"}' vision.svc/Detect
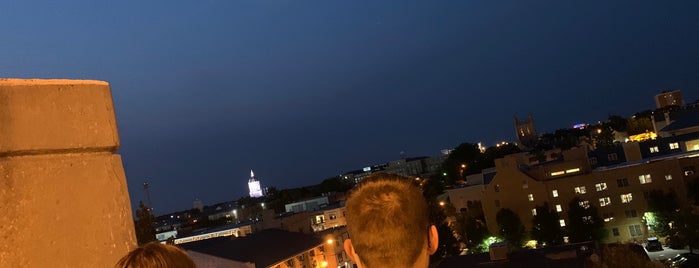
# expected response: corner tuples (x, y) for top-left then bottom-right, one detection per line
(248, 169), (263, 198)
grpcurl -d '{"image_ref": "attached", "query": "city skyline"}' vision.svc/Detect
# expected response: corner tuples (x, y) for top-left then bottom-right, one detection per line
(1, 1), (697, 214)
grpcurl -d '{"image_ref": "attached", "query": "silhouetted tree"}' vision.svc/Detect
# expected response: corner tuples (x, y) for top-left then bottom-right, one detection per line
(455, 201), (490, 253)
(567, 197), (607, 243)
(422, 178), (459, 261)
(440, 143), (481, 185)
(644, 190), (678, 237)
(607, 115), (628, 132)
(135, 201), (157, 245)
(496, 208), (526, 248)
(626, 116), (653, 135)
(594, 125), (616, 149)
(531, 202), (563, 247)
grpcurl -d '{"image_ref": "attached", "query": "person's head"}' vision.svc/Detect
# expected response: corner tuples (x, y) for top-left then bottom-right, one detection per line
(343, 173), (438, 268)
(115, 242), (196, 268)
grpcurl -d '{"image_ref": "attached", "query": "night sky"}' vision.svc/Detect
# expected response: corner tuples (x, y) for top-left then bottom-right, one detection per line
(1, 1), (697, 215)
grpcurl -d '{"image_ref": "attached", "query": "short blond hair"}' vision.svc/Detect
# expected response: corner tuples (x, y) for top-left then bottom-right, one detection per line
(345, 173), (430, 268)
(115, 242), (196, 268)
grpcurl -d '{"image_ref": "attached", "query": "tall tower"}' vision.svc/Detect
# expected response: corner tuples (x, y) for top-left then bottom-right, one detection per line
(143, 181), (153, 211)
(248, 170), (263, 198)
(514, 113), (538, 151)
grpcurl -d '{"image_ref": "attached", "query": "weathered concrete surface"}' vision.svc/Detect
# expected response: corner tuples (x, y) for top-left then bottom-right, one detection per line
(0, 79), (135, 267)
(0, 79), (119, 155)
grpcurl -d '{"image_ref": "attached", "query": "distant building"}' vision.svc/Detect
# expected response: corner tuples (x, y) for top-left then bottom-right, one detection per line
(655, 90), (685, 109)
(248, 170), (263, 198)
(480, 145), (699, 244)
(310, 203), (347, 232)
(193, 198), (203, 212)
(514, 113), (538, 150)
(285, 196), (329, 213)
(182, 229), (335, 268)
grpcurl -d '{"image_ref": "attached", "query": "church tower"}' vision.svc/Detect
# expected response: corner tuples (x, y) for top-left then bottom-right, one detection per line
(248, 170), (263, 198)
(514, 113), (538, 150)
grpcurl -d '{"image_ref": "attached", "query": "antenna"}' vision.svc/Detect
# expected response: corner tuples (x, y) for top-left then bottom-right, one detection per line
(143, 181), (153, 212)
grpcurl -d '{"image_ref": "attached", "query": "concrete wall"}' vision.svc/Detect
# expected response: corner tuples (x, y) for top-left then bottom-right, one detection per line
(0, 79), (136, 267)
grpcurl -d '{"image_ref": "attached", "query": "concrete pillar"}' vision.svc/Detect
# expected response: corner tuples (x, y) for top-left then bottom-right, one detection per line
(0, 79), (136, 267)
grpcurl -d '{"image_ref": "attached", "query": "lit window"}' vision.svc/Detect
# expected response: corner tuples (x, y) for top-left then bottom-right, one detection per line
(621, 193), (633, 203)
(639, 174), (652, 184)
(566, 168), (580, 174)
(599, 197), (611, 207)
(574, 186), (587, 194)
(603, 212), (614, 222)
(559, 219), (566, 227)
(527, 194), (534, 202)
(629, 225), (643, 236)
(532, 208), (537, 216)
(670, 142), (679, 150)
(555, 204), (562, 212)
(551, 171), (565, 176)
(665, 174), (672, 181)
(552, 190), (559, 197)
(650, 146), (659, 153)
(578, 200), (590, 209)
(595, 182), (608, 191)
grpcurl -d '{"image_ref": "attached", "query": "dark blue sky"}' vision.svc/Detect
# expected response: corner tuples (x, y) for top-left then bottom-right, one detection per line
(2, 1), (697, 214)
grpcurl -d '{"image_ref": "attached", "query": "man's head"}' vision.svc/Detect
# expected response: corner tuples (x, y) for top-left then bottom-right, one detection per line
(343, 173), (438, 268)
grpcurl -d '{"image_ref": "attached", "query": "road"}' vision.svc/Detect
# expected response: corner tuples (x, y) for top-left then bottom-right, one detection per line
(645, 246), (690, 261)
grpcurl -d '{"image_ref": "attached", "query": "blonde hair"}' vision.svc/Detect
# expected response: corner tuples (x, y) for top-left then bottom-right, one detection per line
(115, 242), (196, 268)
(345, 173), (430, 268)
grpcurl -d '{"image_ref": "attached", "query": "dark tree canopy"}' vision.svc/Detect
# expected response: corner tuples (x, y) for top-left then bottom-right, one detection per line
(135, 200), (157, 245)
(567, 197), (607, 243)
(531, 202), (563, 247)
(496, 208), (526, 248)
(454, 201), (490, 253)
(644, 190), (679, 237)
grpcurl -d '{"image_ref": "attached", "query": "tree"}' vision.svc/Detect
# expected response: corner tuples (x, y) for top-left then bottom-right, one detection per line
(594, 125), (616, 149)
(644, 190), (678, 237)
(454, 201), (490, 253)
(669, 209), (699, 253)
(496, 208), (526, 248)
(440, 143), (481, 185)
(567, 197), (607, 243)
(626, 116), (653, 135)
(531, 202), (563, 247)
(135, 200), (157, 245)
(607, 115), (628, 132)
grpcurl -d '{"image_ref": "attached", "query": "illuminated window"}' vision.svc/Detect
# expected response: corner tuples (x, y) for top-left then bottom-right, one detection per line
(603, 212), (614, 222)
(574, 186), (587, 194)
(566, 168), (580, 174)
(617, 178), (629, 187)
(595, 182), (608, 191)
(551, 171), (565, 176)
(665, 174), (672, 181)
(556, 204), (562, 212)
(621, 193), (633, 203)
(552, 190), (559, 197)
(608, 153), (618, 161)
(629, 225), (642, 237)
(559, 219), (566, 227)
(578, 200), (590, 209)
(532, 208), (537, 216)
(599, 197), (611, 207)
(670, 142), (679, 150)
(639, 174), (652, 184)
(649, 146), (659, 153)
(527, 194), (534, 201)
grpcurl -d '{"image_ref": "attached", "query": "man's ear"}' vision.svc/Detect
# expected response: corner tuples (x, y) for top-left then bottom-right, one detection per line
(428, 225), (439, 255)
(344, 239), (362, 265)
